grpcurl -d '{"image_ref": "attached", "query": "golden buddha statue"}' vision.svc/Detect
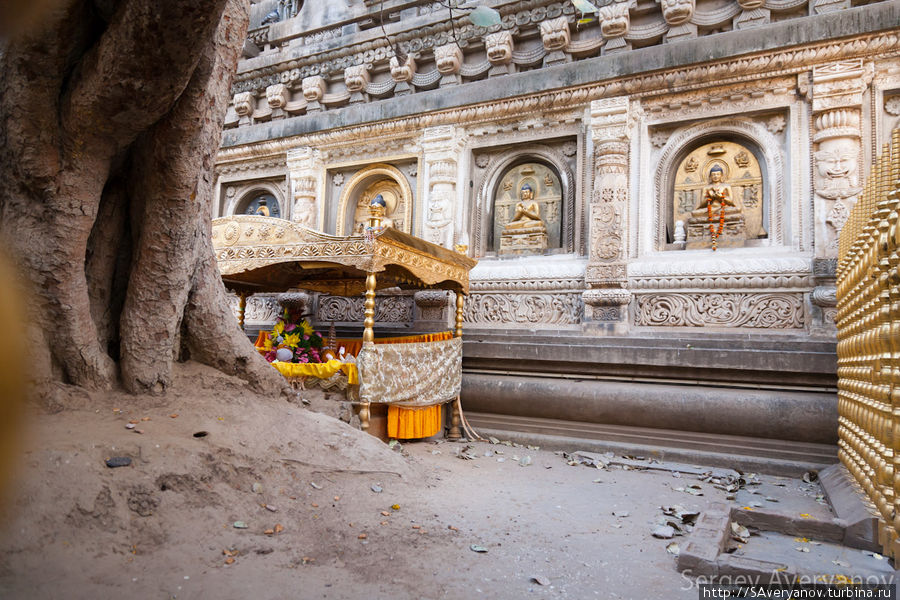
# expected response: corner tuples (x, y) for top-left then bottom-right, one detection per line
(499, 183), (549, 254)
(686, 165), (745, 250)
(503, 184), (544, 231)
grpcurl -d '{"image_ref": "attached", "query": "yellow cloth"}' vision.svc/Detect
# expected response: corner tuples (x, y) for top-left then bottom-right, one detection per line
(272, 359), (358, 385)
(387, 405), (442, 439)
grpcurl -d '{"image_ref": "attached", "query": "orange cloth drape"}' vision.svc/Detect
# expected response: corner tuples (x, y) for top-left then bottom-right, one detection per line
(387, 405), (442, 439)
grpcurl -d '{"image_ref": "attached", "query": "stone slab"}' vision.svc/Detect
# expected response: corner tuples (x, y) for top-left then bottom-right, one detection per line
(818, 463), (881, 552)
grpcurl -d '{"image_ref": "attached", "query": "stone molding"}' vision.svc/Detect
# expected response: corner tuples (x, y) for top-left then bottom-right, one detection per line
(220, 30), (900, 160)
(627, 255), (813, 290)
(226, 0), (896, 121)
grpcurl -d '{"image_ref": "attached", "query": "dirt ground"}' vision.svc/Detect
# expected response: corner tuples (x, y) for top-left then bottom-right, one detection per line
(0, 362), (888, 599)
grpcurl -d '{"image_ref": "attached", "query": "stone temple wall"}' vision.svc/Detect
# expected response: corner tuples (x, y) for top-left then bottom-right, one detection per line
(216, 0), (900, 467)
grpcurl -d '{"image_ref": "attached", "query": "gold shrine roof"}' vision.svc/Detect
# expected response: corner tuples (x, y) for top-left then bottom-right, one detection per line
(211, 215), (477, 296)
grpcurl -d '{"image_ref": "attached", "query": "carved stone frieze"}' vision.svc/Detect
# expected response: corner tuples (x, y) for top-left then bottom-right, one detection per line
(266, 84), (289, 109)
(414, 290), (451, 321)
(221, 31), (900, 146)
(229, 293), (281, 325)
(634, 292), (804, 328)
(317, 295), (414, 324)
(464, 292), (583, 326)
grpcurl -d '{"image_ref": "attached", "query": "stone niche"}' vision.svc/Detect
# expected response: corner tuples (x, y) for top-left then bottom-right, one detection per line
(331, 162), (415, 236)
(492, 162), (563, 255)
(669, 140), (766, 250)
(221, 178), (288, 220)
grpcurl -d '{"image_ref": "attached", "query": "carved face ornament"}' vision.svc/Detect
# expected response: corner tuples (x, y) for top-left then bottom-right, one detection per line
(233, 92), (255, 116)
(598, 4), (630, 38)
(302, 76), (325, 101)
(815, 138), (859, 194)
(660, 0), (694, 26)
(435, 45), (462, 74)
(389, 56), (415, 82)
(485, 32), (513, 64)
(540, 17), (570, 51)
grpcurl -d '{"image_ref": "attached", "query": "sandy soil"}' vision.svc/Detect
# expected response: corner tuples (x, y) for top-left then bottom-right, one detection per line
(0, 362), (870, 599)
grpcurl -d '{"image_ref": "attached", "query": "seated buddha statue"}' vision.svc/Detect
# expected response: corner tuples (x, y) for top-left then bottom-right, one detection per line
(686, 165), (745, 247)
(691, 165), (739, 218)
(503, 184), (545, 232)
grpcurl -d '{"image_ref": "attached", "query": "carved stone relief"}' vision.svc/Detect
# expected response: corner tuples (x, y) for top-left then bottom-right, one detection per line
(464, 292), (583, 326)
(811, 60), (871, 257)
(634, 293), (804, 328)
(672, 140), (765, 249)
(317, 295), (414, 324)
(493, 163), (562, 252)
(653, 118), (785, 254)
(287, 146), (323, 229)
(422, 126), (465, 248)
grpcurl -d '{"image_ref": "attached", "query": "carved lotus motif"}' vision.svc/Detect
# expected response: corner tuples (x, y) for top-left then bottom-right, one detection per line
(598, 3), (630, 37)
(485, 31), (513, 65)
(301, 76), (326, 101)
(540, 16), (570, 51)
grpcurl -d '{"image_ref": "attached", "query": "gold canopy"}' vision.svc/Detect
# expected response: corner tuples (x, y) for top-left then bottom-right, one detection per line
(211, 215), (477, 296)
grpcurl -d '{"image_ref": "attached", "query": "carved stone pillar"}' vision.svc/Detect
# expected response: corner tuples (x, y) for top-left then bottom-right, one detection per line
(413, 290), (453, 331)
(286, 147), (324, 230)
(421, 126), (465, 248)
(584, 97), (632, 328)
(810, 59), (872, 329)
(812, 60), (870, 256)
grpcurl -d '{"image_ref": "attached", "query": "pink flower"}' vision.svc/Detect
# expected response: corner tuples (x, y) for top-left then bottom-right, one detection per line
(285, 323), (296, 332)
(299, 355), (309, 363)
(303, 334), (310, 341)
(264, 350), (277, 363)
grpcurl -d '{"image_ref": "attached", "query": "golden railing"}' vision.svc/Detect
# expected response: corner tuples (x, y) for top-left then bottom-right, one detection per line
(836, 129), (900, 559)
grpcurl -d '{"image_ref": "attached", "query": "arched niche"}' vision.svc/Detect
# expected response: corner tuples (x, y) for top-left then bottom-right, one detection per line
(227, 183), (286, 219)
(492, 162), (563, 254)
(473, 145), (576, 257)
(336, 164), (413, 235)
(654, 119), (785, 252)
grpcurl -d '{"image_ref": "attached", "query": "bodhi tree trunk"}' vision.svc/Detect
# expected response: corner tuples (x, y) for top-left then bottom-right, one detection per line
(0, 0), (286, 395)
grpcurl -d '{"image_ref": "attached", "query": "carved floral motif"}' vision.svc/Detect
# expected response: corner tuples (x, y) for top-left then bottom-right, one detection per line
(635, 293), (803, 328)
(464, 292), (583, 326)
(318, 295), (414, 323)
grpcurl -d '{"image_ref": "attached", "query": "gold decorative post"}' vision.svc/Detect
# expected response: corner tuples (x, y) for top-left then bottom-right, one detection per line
(455, 292), (465, 338)
(238, 291), (248, 331)
(448, 292), (466, 441)
(837, 128), (900, 558)
(363, 273), (377, 343)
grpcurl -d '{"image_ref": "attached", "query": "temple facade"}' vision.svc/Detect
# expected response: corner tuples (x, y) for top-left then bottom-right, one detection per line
(215, 0), (900, 469)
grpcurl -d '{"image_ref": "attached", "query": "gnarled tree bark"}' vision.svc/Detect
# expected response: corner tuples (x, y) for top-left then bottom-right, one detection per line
(0, 0), (286, 395)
